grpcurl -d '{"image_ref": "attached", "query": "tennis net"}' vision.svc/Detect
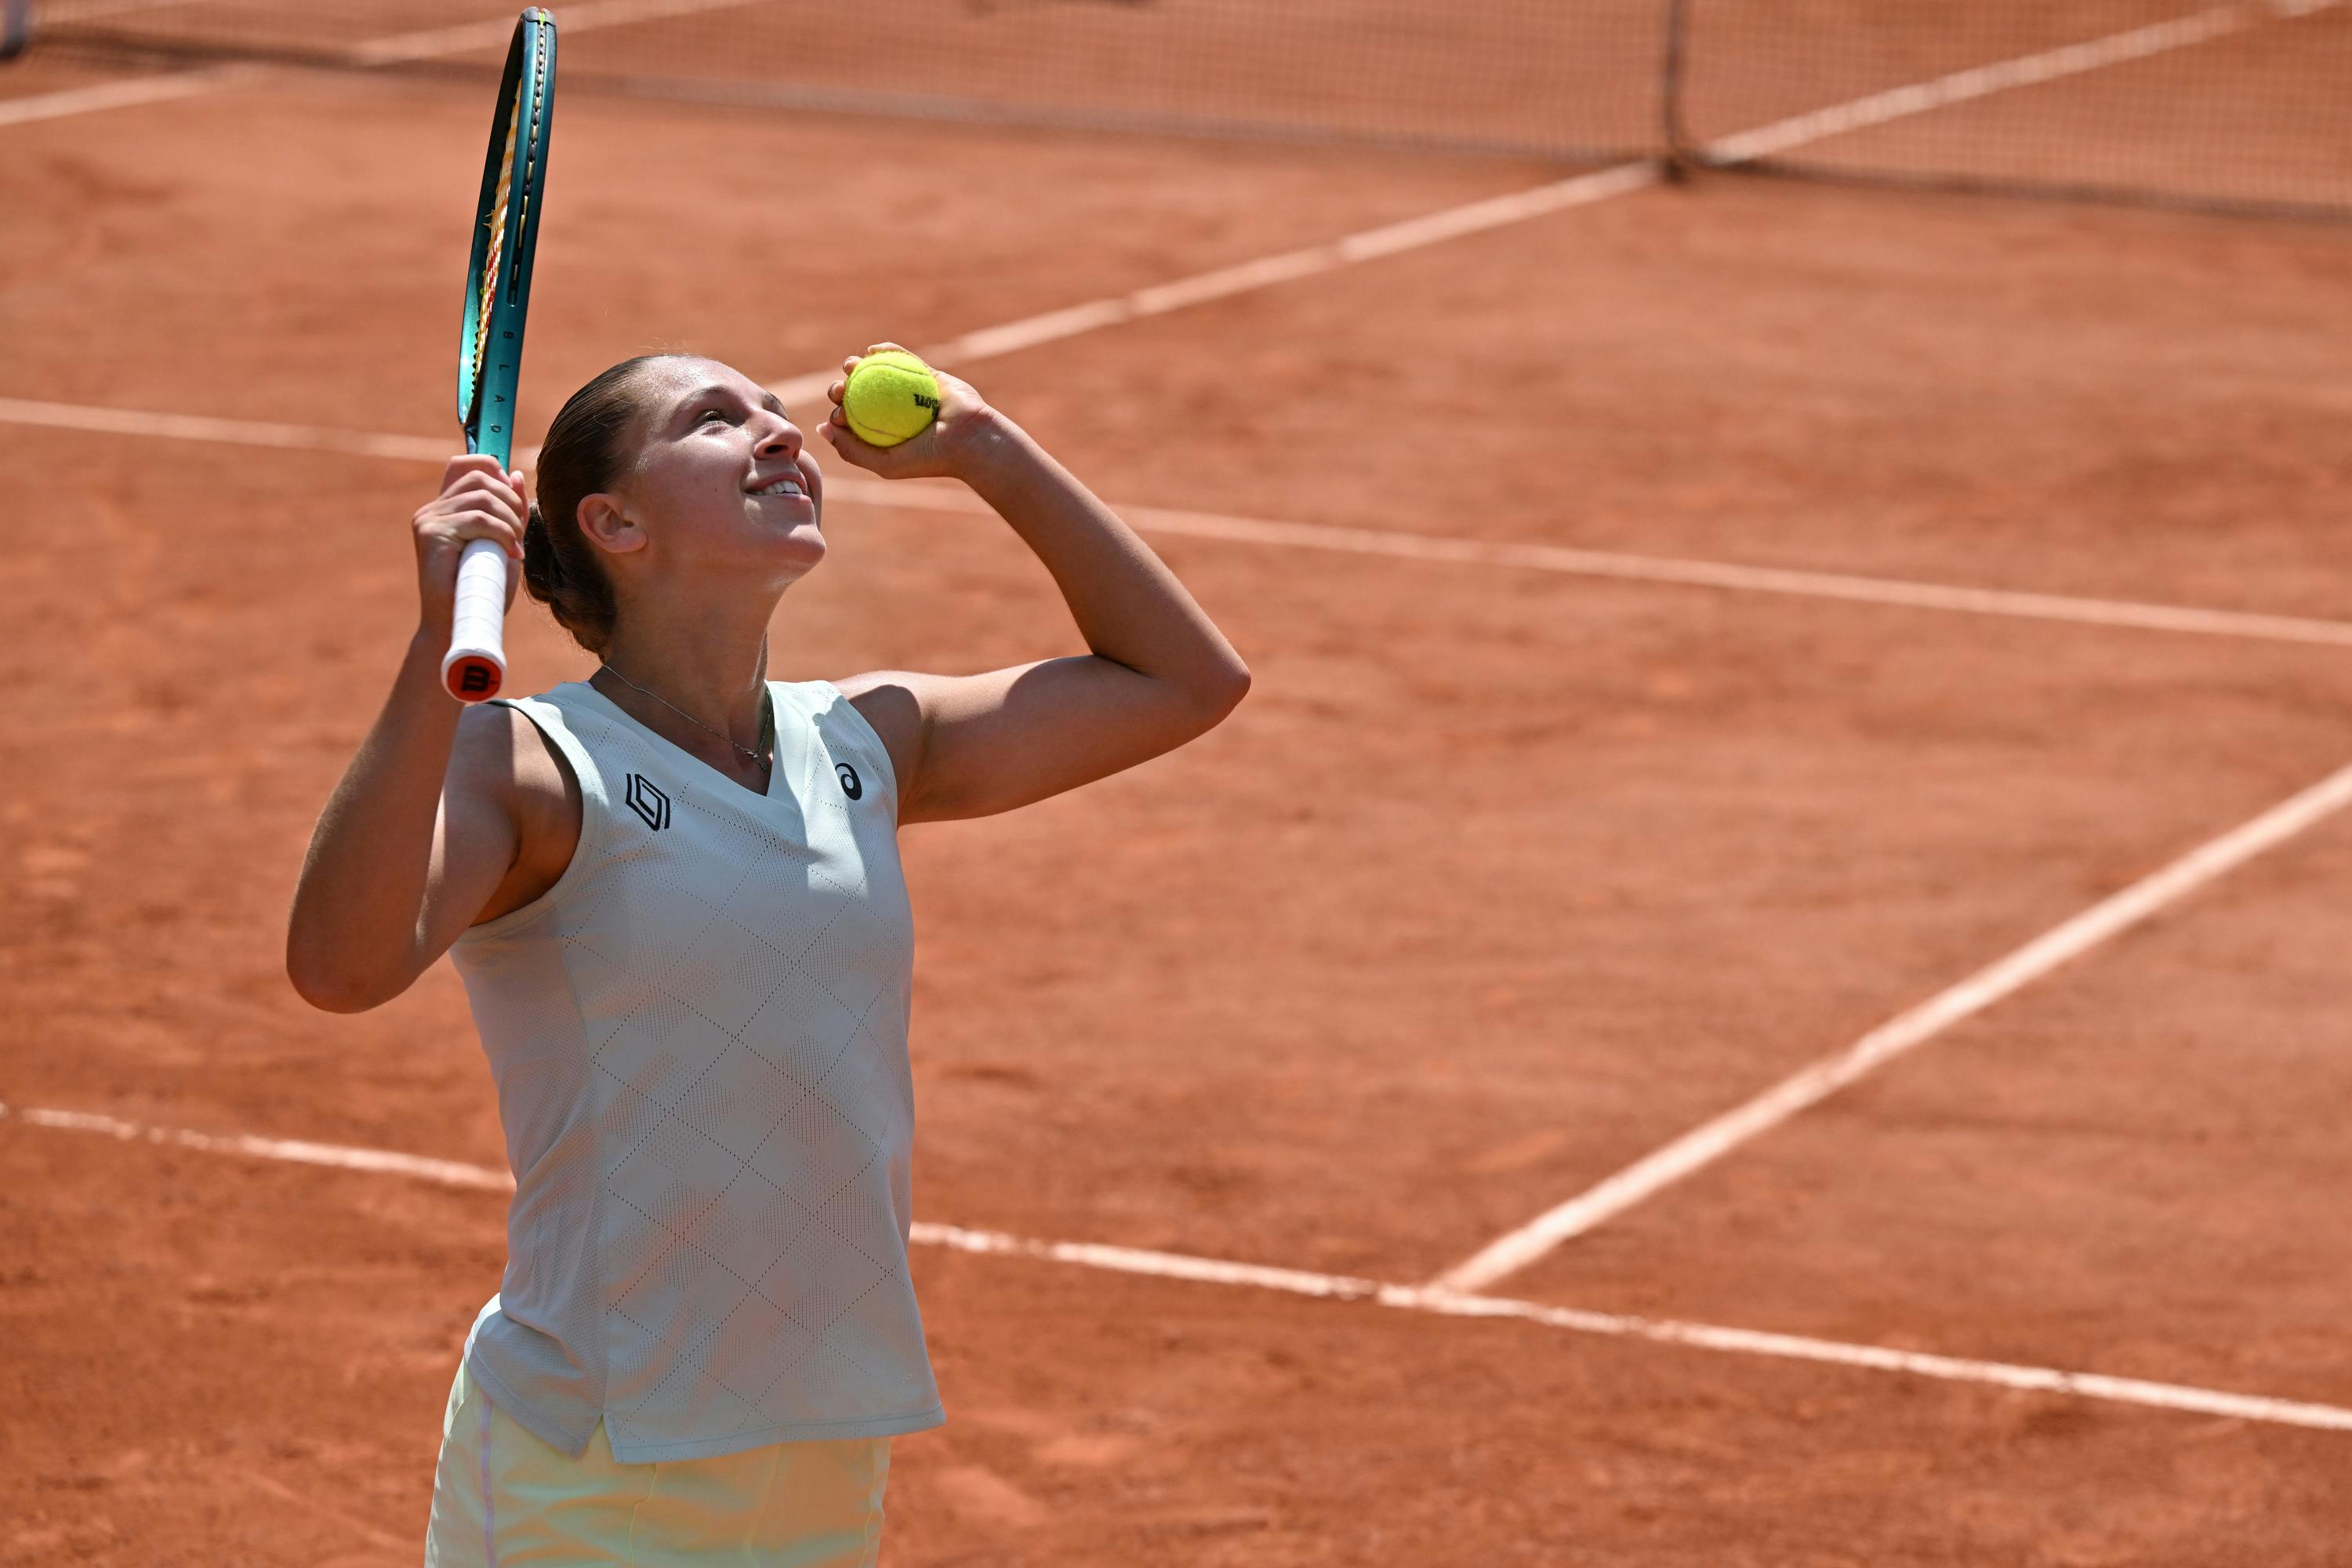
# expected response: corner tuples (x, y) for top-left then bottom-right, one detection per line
(20, 0), (2352, 220)
(1675, 1), (2352, 222)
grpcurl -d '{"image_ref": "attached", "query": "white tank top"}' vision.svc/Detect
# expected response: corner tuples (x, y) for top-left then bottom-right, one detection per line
(448, 677), (942, 1463)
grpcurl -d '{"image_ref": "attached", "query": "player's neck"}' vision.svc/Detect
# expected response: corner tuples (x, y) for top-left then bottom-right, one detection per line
(591, 626), (773, 752)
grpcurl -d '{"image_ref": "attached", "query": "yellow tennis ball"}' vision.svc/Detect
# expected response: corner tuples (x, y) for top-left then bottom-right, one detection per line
(842, 350), (941, 448)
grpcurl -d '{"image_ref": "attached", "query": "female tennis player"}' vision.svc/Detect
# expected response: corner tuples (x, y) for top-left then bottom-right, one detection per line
(285, 347), (1249, 1565)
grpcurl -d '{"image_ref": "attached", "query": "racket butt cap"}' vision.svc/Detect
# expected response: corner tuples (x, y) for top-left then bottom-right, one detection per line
(443, 653), (505, 702)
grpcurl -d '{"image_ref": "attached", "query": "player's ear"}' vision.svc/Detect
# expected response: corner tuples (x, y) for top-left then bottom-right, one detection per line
(575, 493), (646, 556)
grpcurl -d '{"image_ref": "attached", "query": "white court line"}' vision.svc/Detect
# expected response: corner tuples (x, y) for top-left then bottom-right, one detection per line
(12, 394), (2352, 650)
(1432, 757), (2352, 1295)
(760, 163), (1660, 408)
(5, 1099), (2350, 1434)
(354, 0), (763, 68)
(0, 60), (258, 127)
(927, 1225), (2352, 1433)
(830, 475), (2352, 649)
(0, 396), (455, 463)
(759, 1), (2339, 405)
(30, 0), (197, 19)
(1705, 0), (2339, 166)
(7, 1104), (513, 1191)
(0, 0), (761, 127)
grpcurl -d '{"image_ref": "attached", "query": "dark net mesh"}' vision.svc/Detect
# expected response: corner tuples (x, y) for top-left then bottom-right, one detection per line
(23, 0), (2352, 218)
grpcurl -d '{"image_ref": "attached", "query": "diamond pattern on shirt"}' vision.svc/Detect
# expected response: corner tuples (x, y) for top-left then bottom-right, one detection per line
(458, 681), (937, 1461)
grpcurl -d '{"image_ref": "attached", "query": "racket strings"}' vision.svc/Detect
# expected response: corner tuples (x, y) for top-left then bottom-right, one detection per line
(471, 98), (522, 384)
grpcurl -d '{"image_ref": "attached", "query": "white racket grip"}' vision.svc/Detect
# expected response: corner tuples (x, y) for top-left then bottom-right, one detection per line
(441, 537), (510, 702)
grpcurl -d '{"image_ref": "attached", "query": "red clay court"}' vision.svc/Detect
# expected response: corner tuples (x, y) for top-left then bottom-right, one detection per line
(4, 2), (2351, 1563)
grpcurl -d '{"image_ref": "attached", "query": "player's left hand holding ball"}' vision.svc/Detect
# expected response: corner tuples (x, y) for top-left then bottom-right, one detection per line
(820, 343), (995, 482)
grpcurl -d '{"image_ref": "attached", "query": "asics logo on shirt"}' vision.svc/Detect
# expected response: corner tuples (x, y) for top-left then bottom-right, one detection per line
(837, 763), (863, 800)
(623, 773), (671, 831)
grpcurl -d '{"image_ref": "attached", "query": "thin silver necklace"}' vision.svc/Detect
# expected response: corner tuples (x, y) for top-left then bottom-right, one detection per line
(596, 662), (774, 770)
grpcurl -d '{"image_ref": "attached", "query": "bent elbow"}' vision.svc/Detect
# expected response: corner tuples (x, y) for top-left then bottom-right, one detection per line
(288, 965), (375, 1014)
(285, 944), (400, 1014)
(1200, 662), (1250, 723)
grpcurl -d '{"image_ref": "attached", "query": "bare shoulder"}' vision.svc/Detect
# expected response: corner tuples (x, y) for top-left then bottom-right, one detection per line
(451, 699), (582, 921)
(829, 670), (930, 800)
(447, 700), (558, 802)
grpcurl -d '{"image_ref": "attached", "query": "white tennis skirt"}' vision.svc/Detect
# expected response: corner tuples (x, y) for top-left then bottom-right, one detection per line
(423, 1355), (891, 1567)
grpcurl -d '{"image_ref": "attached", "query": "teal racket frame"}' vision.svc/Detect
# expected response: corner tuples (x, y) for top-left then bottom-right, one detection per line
(446, 8), (556, 702)
(459, 7), (557, 470)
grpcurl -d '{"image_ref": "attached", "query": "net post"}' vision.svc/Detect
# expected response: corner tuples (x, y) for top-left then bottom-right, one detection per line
(1658, 0), (1694, 183)
(1, 0), (32, 62)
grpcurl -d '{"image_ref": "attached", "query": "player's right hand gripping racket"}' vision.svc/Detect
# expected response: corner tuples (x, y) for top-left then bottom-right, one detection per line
(445, 8), (557, 702)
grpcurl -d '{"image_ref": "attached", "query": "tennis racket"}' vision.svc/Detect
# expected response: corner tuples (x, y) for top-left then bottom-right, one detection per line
(444, 8), (557, 703)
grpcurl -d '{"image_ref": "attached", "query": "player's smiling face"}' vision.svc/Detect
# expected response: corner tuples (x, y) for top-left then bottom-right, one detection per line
(609, 356), (826, 585)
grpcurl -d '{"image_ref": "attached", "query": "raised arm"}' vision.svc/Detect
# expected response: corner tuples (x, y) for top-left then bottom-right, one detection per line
(285, 457), (535, 1012)
(820, 348), (1250, 826)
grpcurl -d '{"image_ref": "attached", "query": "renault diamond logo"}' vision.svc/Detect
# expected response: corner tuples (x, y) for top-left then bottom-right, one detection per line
(624, 772), (671, 831)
